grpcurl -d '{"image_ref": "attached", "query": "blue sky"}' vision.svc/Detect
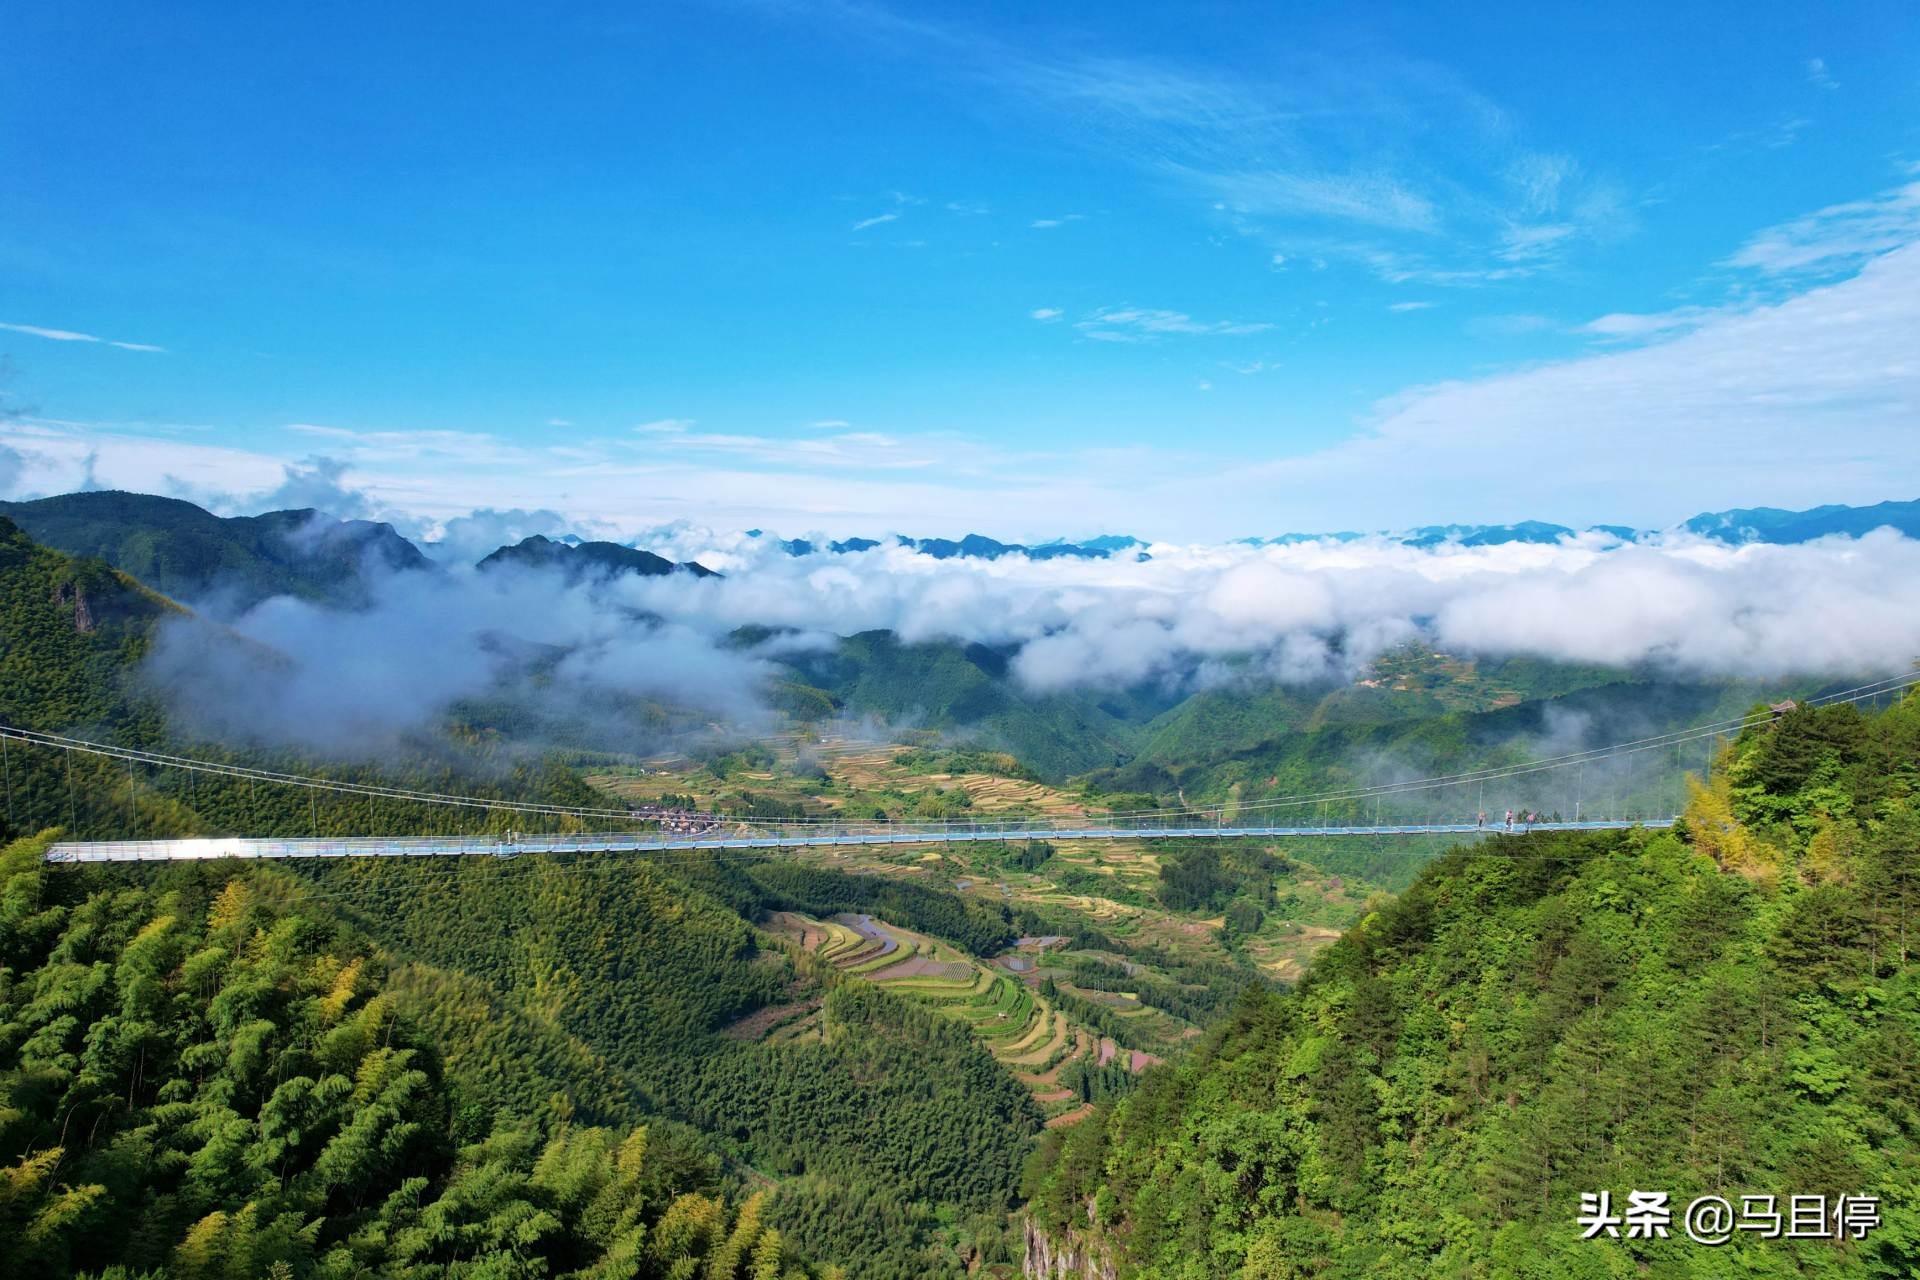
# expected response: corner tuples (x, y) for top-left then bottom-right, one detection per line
(3, 0), (1919, 540)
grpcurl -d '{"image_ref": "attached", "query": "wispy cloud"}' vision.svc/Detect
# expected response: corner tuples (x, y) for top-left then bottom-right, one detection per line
(1199, 169), (1439, 233)
(1029, 214), (1084, 229)
(1248, 233), (1920, 523)
(1725, 179), (1920, 275)
(1806, 57), (1838, 91)
(0, 321), (166, 353)
(850, 211), (901, 231)
(1074, 306), (1272, 341)
(1579, 305), (1723, 340)
(759, 3), (1624, 284)
(1029, 307), (1064, 321)
(0, 323), (98, 342)
(1387, 300), (1435, 313)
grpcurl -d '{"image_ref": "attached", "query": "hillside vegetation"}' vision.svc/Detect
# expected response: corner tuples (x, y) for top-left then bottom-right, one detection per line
(0, 837), (833, 1279)
(1025, 694), (1920, 1277)
(294, 853), (1044, 1277)
(0, 491), (429, 612)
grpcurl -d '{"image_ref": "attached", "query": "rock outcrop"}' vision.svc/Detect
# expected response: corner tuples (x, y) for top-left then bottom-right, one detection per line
(1023, 1211), (1117, 1280)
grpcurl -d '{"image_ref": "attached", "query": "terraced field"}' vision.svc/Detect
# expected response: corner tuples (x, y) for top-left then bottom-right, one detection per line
(761, 910), (1144, 1124)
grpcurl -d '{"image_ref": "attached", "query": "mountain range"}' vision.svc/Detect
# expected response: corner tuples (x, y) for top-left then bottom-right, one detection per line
(3, 492), (1914, 611)
(3, 491), (1917, 1278)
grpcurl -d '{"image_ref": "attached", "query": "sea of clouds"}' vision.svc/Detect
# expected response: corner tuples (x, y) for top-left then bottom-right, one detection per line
(621, 526), (1920, 690)
(139, 521), (1920, 756)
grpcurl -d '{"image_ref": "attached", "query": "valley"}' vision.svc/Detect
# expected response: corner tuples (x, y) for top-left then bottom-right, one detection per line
(0, 495), (1915, 1278)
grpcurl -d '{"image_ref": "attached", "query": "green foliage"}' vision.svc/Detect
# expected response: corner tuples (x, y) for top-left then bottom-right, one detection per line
(775, 631), (1155, 779)
(1026, 691), (1920, 1277)
(0, 515), (606, 846)
(0, 838), (822, 1279)
(0, 491), (428, 611)
(298, 855), (1040, 1279)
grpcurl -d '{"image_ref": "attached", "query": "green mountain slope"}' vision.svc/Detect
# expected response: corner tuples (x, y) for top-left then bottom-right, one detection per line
(0, 838), (836, 1279)
(0, 514), (607, 845)
(777, 630), (1167, 779)
(477, 534), (717, 580)
(1098, 671), (1820, 822)
(0, 491), (430, 611)
(1025, 694), (1920, 1277)
(298, 852), (1045, 1278)
(0, 516), (1052, 1276)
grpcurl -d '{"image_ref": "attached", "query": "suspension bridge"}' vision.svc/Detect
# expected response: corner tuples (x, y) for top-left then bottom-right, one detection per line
(42, 817), (1672, 863)
(12, 670), (1915, 866)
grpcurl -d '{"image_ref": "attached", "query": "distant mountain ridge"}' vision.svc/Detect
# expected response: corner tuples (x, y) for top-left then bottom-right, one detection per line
(1679, 498), (1920, 543)
(748, 498), (1920, 560)
(763, 530), (1148, 561)
(0, 489), (430, 611)
(6, 492), (1916, 608)
(1243, 496), (1920, 549)
(477, 533), (717, 580)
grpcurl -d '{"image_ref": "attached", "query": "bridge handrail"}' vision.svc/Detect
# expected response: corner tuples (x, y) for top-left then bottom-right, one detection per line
(44, 817), (1677, 863)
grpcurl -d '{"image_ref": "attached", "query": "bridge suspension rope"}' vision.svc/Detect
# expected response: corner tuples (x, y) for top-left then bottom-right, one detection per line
(1, 669), (1913, 834)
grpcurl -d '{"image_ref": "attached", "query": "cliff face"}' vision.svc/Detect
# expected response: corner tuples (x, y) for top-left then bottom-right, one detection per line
(52, 579), (94, 632)
(1023, 1213), (1117, 1280)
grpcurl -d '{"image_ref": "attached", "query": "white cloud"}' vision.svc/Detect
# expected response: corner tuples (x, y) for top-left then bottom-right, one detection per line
(1245, 237), (1920, 522)
(1030, 214), (1084, 229)
(608, 527), (1920, 694)
(0, 322), (99, 342)
(773, 4), (1627, 283)
(1030, 307), (1064, 321)
(1578, 305), (1722, 340)
(0, 321), (165, 352)
(1806, 57), (1838, 90)
(1726, 180), (1920, 275)
(1201, 169), (1439, 233)
(1075, 306), (1272, 341)
(851, 211), (901, 231)
(9, 181), (1918, 543)
(1387, 300), (1435, 313)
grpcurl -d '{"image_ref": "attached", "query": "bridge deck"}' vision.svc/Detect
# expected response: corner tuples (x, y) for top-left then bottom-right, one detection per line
(46, 818), (1674, 863)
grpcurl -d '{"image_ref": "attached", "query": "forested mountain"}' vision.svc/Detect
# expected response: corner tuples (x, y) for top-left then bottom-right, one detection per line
(8, 493), (1917, 1278)
(1024, 695), (1920, 1277)
(0, 491), (430, 612)
(0, 836), (838, 1279)
(769, 629), (1793, 816)
(0, 827), (1051, 1277)
(478, 535), (716, 580)
(773, 630), (1176, 779)
(0, 515), (1051, 1277)
(0, 514), (605, 845)
(300, 853), (1045, 1277)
